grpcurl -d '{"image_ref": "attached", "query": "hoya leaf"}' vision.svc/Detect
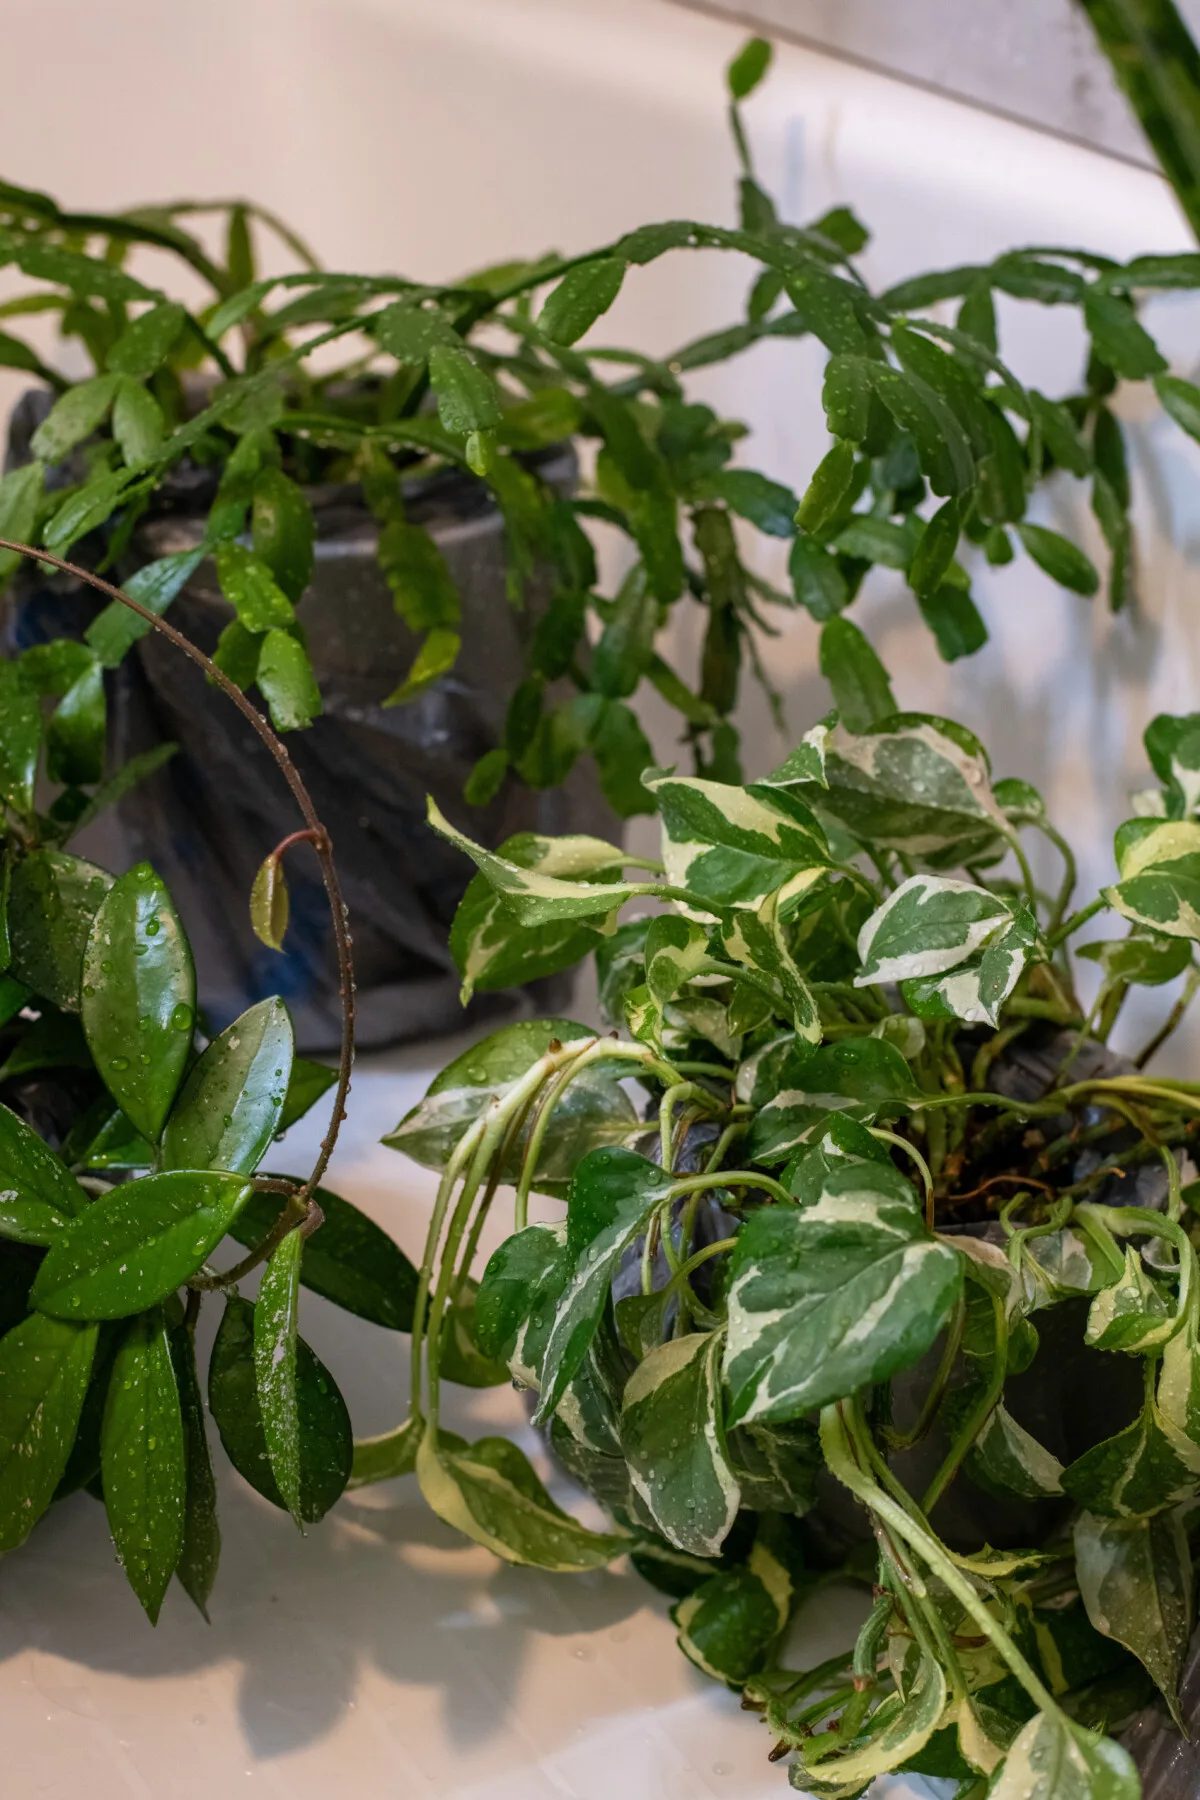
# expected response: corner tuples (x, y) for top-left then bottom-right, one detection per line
(0, 1099), (88, 1219)
(81, 862), (195, 1142)
(1106, 819), (1200, 939)
(30, 1170), (251, 1320)
(46, 658), (106, 788)
(101, 1306), (186, 1623)
(208, 1294), (351, 1523)
(256, 628), (322, 731)
(621, 1331), (740, 1557)
(0, 1311), (97, 1551)
(642, 769), (828, 910)
(724, 1160), (961, 1424)
(856, 873), (1012, 985)
(278, 1056), (336, 1132)
(7, 852), (111, 1010)
(350, 1412), (423, 1488)
(1074, 1509), (1191, 1735)
(0, 661), (41, 815)
(254, 1228), (304, 1524)
(416, 1428), (625, 1571)
(428, 798), (647, 925)
(249, 853), (289, 950)
(160, 997), (293, 1177)
(167, 1320), (220, 1620)
(538, 256), (626, 346)
(229, 1180), (418, 1332)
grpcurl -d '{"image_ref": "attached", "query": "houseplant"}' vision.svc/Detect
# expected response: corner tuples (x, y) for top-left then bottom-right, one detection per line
(369, 647), (1200, 1793)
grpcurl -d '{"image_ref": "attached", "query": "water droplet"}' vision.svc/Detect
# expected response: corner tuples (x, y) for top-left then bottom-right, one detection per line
(138, 1053), (151, 1066)
(134, 945), (147, 957)
(145, 918), (160, 937)
(111, 1055), (130, 1072)
(222, 1115), (233, 1128)
(712, 1763), (733, 1778)
(100, 960), (114, 975)
(82, 983), (95, 997)
(171, 1004), (193, 1031)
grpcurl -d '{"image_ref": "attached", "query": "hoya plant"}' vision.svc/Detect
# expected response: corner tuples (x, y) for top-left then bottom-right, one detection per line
(8, 37), (1200, 820)
(0, 543), (424, 1621)
(365, 642), (1200, 1795)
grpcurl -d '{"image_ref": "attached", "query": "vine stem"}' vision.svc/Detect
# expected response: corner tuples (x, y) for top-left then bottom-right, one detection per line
(0, 537), (356, 1210)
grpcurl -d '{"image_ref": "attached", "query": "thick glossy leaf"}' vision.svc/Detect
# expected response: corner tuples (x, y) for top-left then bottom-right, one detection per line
(1061, 1395), (1196, 1518)
(385, 1017), (635, 1179)
(819, 617), (896, 732)
(46, 658), (105, 788)
(208, 1294), (351, 1523)
(416, 1428), (624, 1571)
(900, 905), (1040, 1028)
(746, 1038), (918, 1162)
(642, 769), (828, 909)
(229, 1180), (418, 1331)
(248, 854), (288, 954)
(1074, 1508), (1192, 1733)
(350, 1412), (423, 1488)
(1085, 1245), (1173, 1352)
(278, 1056), (336, 1132)
(987, 1710), (1139, 1800)
(727, 34), (771, 98)
(538, 256), (625, 345)
(0, 1311), (96, 1550)
(533, 1147), (675, 1423)
(256, 628), (322, 731)
(0, 660), (41, 816)
(621, 1331), (740, 1556)
(82, 862), (195, 1142)
(1017, 522), (1100, 596)
(723, 1160), (962, 1425)
(160, 997), (293, 1175)
(167, 1321), (220, 1619)
(7, 851), (112, 1011)
(254, 1228), (304, 1522)
(1106, 819), (1200, 939)
(429, 799), (645, 925)
(0, 1099), (87, 1218)
(31, 1170), (252, 1320)
(101, 1307), (186, 1623)
(856, 873), (1012, 984)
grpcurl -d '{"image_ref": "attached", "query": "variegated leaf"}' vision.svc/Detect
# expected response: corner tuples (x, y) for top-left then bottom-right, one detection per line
(1020, 1225), (1124, 1310)
(620, 1331), (740, 1557)
(1060, 1393), (1197, 1517)
(1158, 1320), (1200, 1471)
(641, 769), (829, 910)
(1105, 818), (1200, 941)
(746, 1038), (918, 1163)
(969, 1402), (1064, 1500)
(719, 888), (820, 1042)
(723, 1160), (962, 1426)
(1085, 1245), (1174, 1352)
(855, 873), (1012, 986)
(757, 719), (831, 793)
(788, 1652), (947, 1800)
(986, 1710), (1139, 1800)
(673, 1522), (794, 1688)
(429, 797), (654, 925)
(1074, 1508), (1193, 1734)
(1076, 932), (1192, 989)
(900, 905), (1040, 1026)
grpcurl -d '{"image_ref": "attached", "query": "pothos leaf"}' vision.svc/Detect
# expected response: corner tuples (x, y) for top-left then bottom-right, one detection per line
(718, 887), (821, 1042)
(1085, 1246), (1174, 1352)
(746, 1037), (918, 1163)
(856, 873), (1012, 986)
(986, 1709), (1139, 1800)
(428, 798), (646, 925)
(724, 1160), (962, 1424)
(1105, 819), (1200, 940)
(1074, 1508), (1192, 1735)
(1060, 1392), (1196, 1518)
(448, 831), (618, 1003)
(672, 1522), (794, 1688)
(641, 768), (829, 910)
(621, 1331), (741, 1557)
(791, 1651), (948, 1799)
(900, 905), (1040, 1027)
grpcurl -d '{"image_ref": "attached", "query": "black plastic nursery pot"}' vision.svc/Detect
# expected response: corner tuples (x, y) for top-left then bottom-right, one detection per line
(3, 398), (613, 1053)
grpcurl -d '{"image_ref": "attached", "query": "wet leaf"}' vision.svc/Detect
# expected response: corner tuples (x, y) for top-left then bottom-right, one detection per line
(229, 1180), (418, 1331)
(101, 1306), (186, 1623)
(167, 1321), (220, 1619)
(160, 997), (293, 1176)
(254, 1228), (304, 1523)
(0, 1311), (97, 1550)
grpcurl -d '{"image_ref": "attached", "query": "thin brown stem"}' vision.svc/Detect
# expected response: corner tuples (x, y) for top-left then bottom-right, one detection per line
(0, 536), (355, 1203)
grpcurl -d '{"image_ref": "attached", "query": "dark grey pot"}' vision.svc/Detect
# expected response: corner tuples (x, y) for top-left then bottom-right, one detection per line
(3, 392), (613, 1052)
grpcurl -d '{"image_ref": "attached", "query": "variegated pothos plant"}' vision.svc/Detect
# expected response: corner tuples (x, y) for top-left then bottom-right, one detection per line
(364, 672), (1200, 1798)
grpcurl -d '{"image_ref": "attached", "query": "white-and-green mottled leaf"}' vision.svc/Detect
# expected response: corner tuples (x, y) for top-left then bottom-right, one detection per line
(1158, 1320), (1200, 1472)
(986, 1710), (1139, 1800)
(757, 720), (831, 793)
(1076, 933), (1192, 989)
(723, 1161), (963, 1425)
(641, 769), (829, 910)
(1060, 1394), (1197, 1517)
(970, 1402), (1064, 1500)
(1085, 1245), (1174, 1352)
(746, 1038), (919, 1163)
(789, 1652), (947, 1800)
(428, 797), (652, 924)
(899, 904), (1039, 1026)
(621, 1330), (740, 1557)
(856, 873), (1012, 986)
(1021, 1225), (1124, 1310)
(1105, 818), (1200, 940)
(1074, 1508), (1193, 1733)
(719, 888), (820, 1042)
(627, 914), (712, 1047)
(673, 1526), (793, 1688)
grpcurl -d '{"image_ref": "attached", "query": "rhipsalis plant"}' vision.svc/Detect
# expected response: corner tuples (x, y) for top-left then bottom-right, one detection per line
(0, 543), (419, 1622)
(9, 39), (1200, 814)
(368, 672), (1200, 1794)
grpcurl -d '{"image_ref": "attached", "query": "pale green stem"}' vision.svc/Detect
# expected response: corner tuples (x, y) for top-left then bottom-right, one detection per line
(409, 1115), (488, 1419)
(869, 1128), (934, 1228)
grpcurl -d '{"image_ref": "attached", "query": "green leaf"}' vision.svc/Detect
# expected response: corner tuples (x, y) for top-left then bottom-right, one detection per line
(822, 354), (873, 442)
(723, 1159), (961, 1424)
(168, 1320), (220, 1619)
(384, 1016), (635, 1178)
(31, 1170), (251, 1320)
(278, 1056), (336, 1132)
(1156, 370), (1200, 445)
(1083, 289), (1166, 379)
(719, 887), (821, 1041)
(81, 861), (195, 1142)
(228, 1180), (418, 1331)
(350, 1412), (422, 1488)
(532, 1147), (675, 1423)
(417, 1426), (625, 1569)
(704, 467), (798, 538)
(0, 460), (44, 581)
(112, 377), (164, 467)
(727, 35), (772, 99)
(46, 658), (105, 788)
(592, 563), (657, 699)
(215, 541), (294, 631)
(621, 1331), (740, 1556)
(832, 514), (916, 569)
(428, 341), (501, 437)
(795, 440), (856, 535)
(901, 904), (1039, 1027)
(784, 265), (871, 355)
(790, 1650), (948, 1797)
(160, 997), (293, 1176)
(208, 1293), (351, 1521)
(1079, 1504), (1194, 1728)
(8, 849), (113, 1009)
(642, 768), (828, 909)
(257, 628), (322, 730)
(866, 360), (976, 496)
(252, 467), (314, 604)
(819, 617), (896, 731)
(969, 1402), (1064, 1501)
(1030, 390), (1091, 475)
(1061, 1392), (1196, 1518)
(107, 301), (187, 377)
(377, 517), (461, 632)
(475, 1220), (571, 1377)
(984, 1709), (1138, 1800)
(449, 841), (604, 1003)
(428, 798), (645, 925)
(1106, 818), (1200, 939)
(101, 1306), (186, 1622)
(30, 373), (119, 461)
(917, 581), (988, 662)
(1017, 522), (1100, 596)
(745, 1038), (919, 1161)
(1077, 933), (1192, 987)
(44, 467), (143, 556)
(538, 256), (626, 345)
(249, 853), (289, 951)
(254, 1228), (304, 1523)
(85, 550), (205, 668)
(0, 660), (41, 815)
(0, 1311), (97, 1550)
(383, 625), (461, 705)
(908, 497), (960, 599)
(672, 1525), (793, 1686)
(857, 872), (1012, 984)
(1085, 1245), (1173, 1352)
